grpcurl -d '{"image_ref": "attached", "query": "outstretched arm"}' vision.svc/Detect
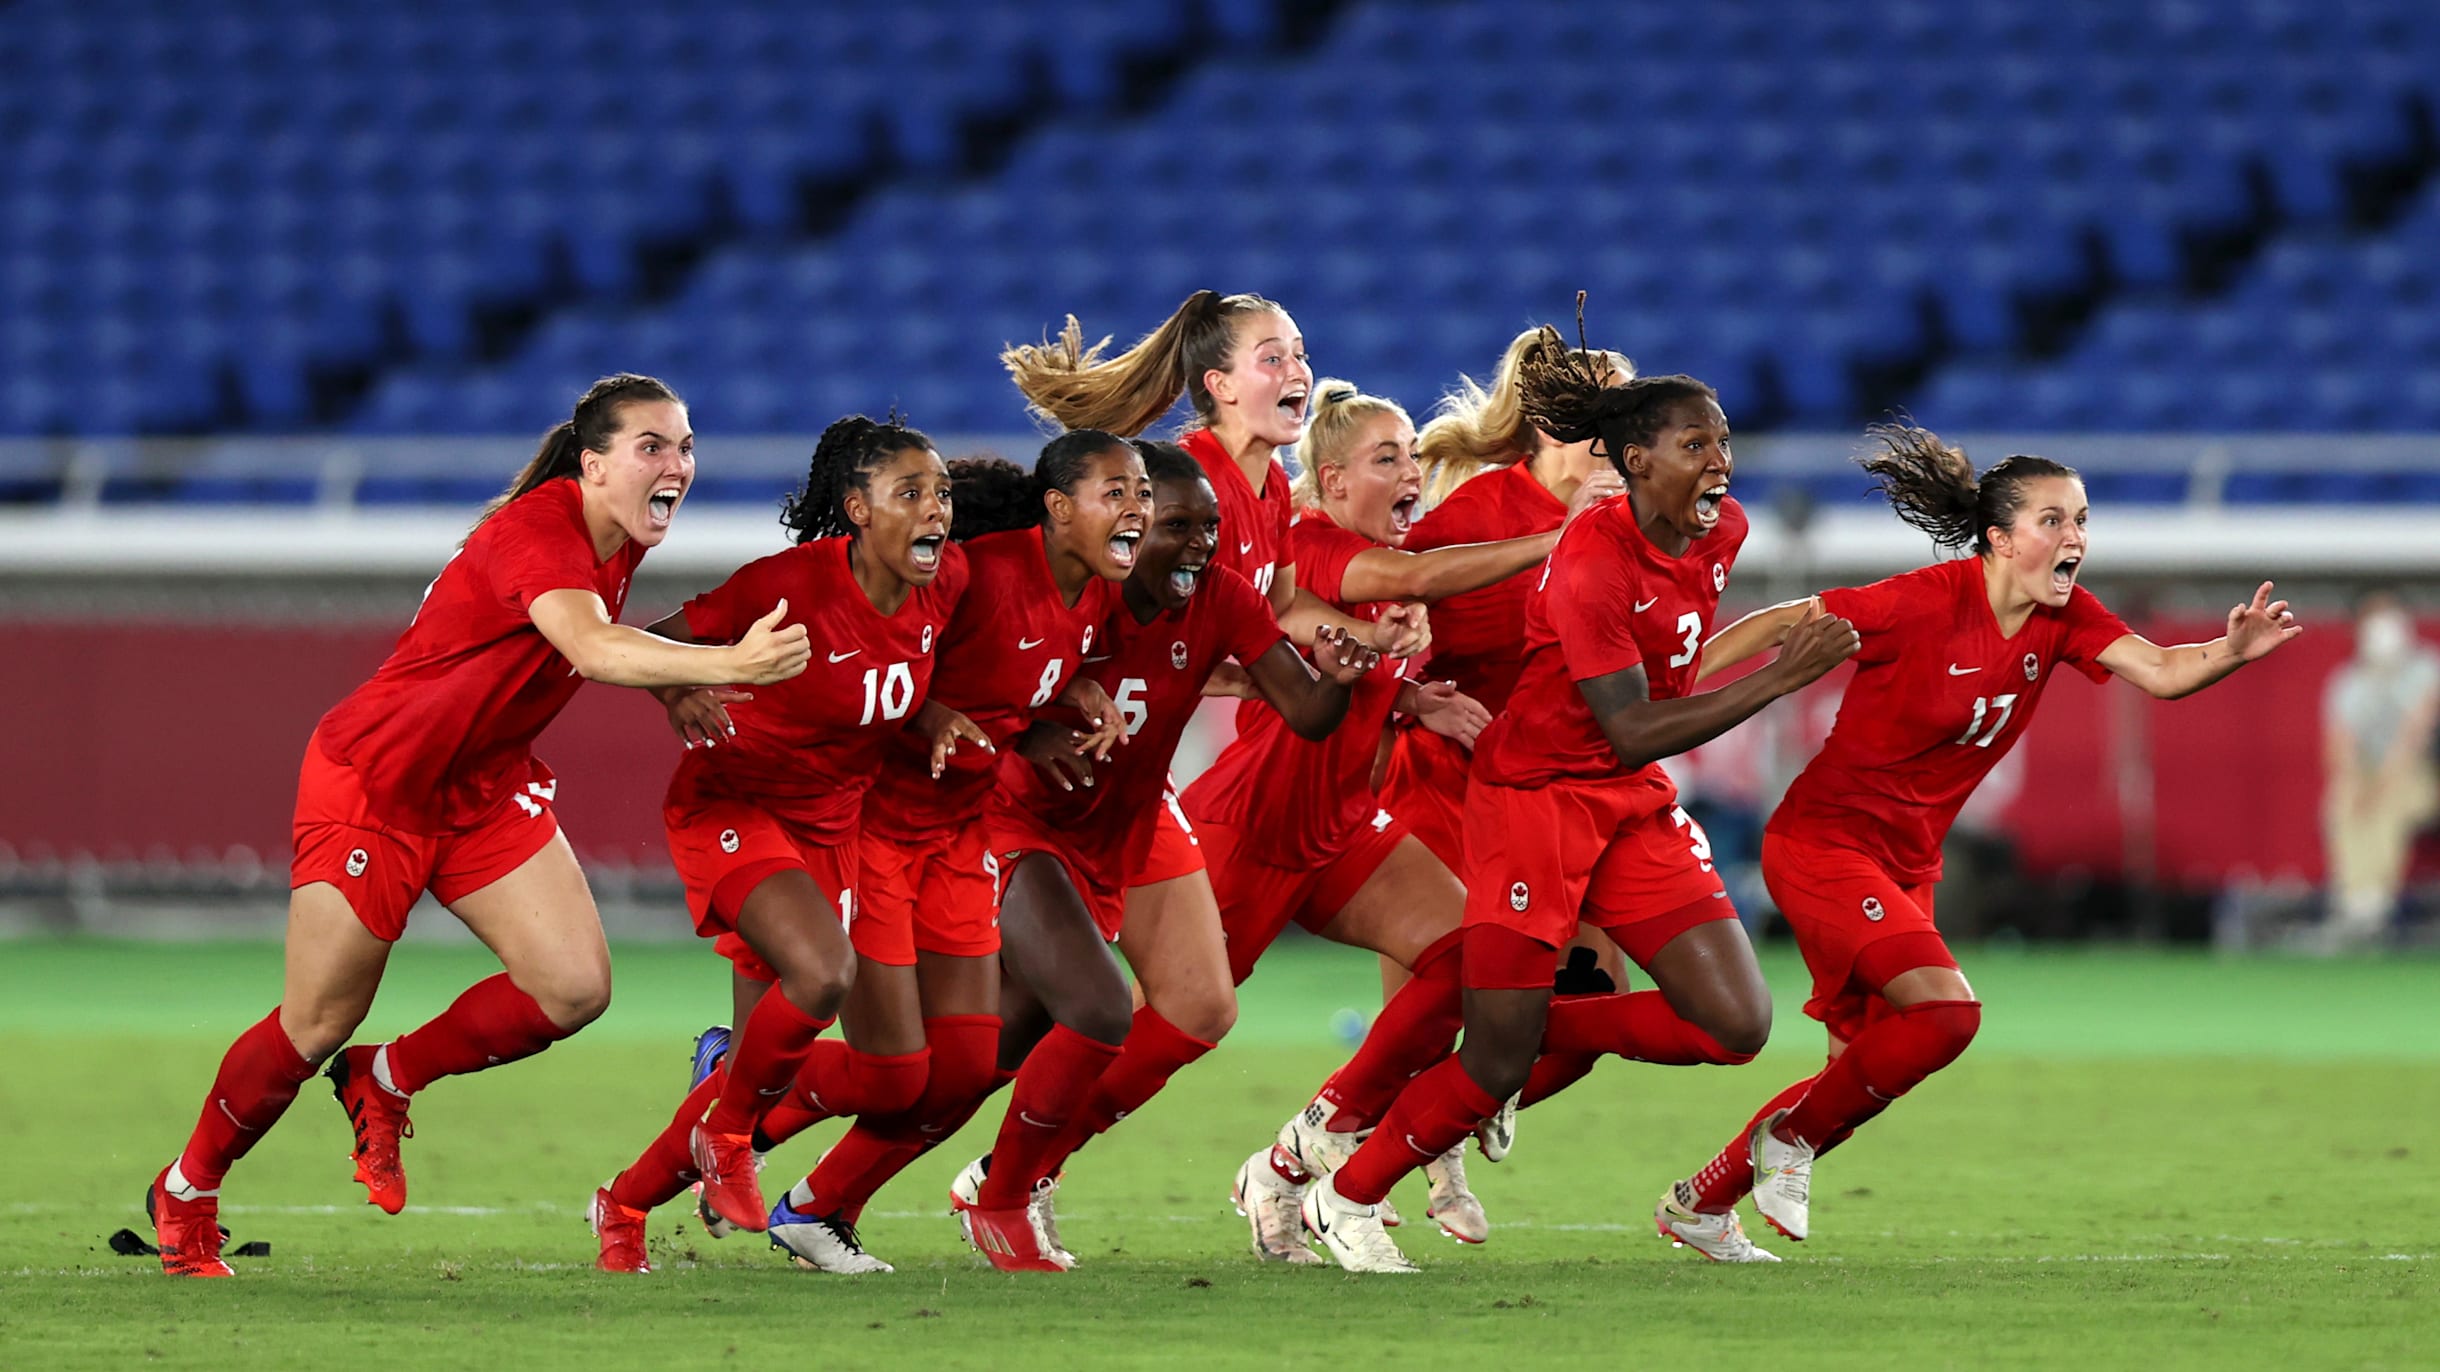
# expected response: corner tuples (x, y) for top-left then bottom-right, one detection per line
(1243, 626), (1379, 740)
(2097, 581), (2301, 700)
(1695, 597), (1823, 684)
(1582, 607), (1858, 770)
(528, 589), (810, 688)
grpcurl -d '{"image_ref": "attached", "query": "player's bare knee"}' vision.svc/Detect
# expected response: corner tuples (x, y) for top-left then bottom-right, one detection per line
(1708, 1002), (1773, 1061)
(279, 1002), (366, 1064)
(532, 967), (612, 1032)
(1173, 983), (1237, 1043)
(781, 959), (855, 1021)
(1065, 989), (1136, 1048)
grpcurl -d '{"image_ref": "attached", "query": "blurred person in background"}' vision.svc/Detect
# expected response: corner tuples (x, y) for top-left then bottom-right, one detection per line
(2320, 589), (2438, 950)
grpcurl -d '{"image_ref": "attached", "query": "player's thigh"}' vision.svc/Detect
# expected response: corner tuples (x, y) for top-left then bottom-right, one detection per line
(732, 867), (857, 1005)
(444, 829), (612, 1030)
(1639, 917), (1774, 1054)
(914, 949), (1000, 1020)
(279, 881), (394, 1062)
(842, 957), (926, 1057)
(1563, 925), (1629, 990)
(997, 853), (1131, 1043)
(1313, 836), (1463, 968)
(1115, 869), (1236, 1042)
(1880, 964), (1975, 1006)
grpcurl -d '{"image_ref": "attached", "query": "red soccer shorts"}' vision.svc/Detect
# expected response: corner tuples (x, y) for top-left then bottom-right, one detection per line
(290, 732), (560, 943)
(863, 825), (1002, 959)
(1378, 725), (1470, 877)
(1761, 830), (1955, 1043)
(665, 795), (869, 977)
(1195, 809), (1411, 986)
(989, 805), (1125, 943)
(1461, 774), (1733, 964)
(1133, 788), (1208, 887)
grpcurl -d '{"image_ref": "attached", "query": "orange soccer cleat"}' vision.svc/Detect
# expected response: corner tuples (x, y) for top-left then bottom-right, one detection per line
(146, 1167), (233, 1278)
(326, 1045), (413, 1214)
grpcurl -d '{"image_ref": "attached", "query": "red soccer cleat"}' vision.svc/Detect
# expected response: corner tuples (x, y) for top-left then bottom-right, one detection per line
(688, 1123), (769, 1234)
(954, 1193), (1073, 1273)
(147, 1167), (233, 1278)
(588, 1186), (652, 1274)
(327, 1045), (413, 1214)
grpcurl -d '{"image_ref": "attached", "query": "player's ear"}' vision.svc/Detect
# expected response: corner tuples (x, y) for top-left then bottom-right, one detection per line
(842, 486), (872, 530)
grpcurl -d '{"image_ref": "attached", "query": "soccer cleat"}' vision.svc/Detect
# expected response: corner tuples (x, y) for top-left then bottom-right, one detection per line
(1300, 1175), (1418, 1274)
(688, 1024), (732, 1089)
(327, 1045), (412, 1215)
(1276, 1101), (1400, 1226)
(1423, 1146), (1489, 1244)
(951, 1154), (1070, 1263)
(146, 1167), (233, 1278)
(1655, 1181), (1779, 1262)
(1748, 1108), (1815, 1242)
(589, 1184), (652, 1273)
(1229, 1149), (1324, 1265)
(1474, 1093), (1519, 1163)
(690, 1122), (771, 1234)
(694, 1148), (767, 1240)
(956, 1193), (1073, 1273)
(767, 1193), (893, 1274)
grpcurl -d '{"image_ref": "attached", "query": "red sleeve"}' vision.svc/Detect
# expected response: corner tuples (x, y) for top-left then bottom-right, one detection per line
(681, 554), (777, 644)
(1406, 486), (1487, 553)
(1820, 572), (1919, 666)
(1267, 464), (1296, 575)
(486, 494), (607, 613)
(2058, 585), (2133, 683)
(1211, 567), (1288, 665)
(1544, 525), (1645, 682)
(1290, 518), (1370, 607)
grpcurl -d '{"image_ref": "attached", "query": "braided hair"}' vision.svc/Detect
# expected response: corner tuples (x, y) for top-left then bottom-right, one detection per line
(778, 413), (937, 544)
(1517, 298), (1714, 478)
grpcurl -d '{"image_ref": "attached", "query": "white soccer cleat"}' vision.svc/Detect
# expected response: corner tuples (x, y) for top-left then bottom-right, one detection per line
(1655, 1181), (1779, 1262)
(692, 1149), (769, 1239)
(1276, 1101), (1401, 1226)
(1748, 1108), (1815, 1242)
(952, 1152), (1072, 1264)
(766, 1192), (894, 1274)
(1229, 1148), (1323, 1265)
(1300, 1175), (1418, 1274)
(1474, 1093), (1519, 1163)
(1423, 1146), (1489, 1244)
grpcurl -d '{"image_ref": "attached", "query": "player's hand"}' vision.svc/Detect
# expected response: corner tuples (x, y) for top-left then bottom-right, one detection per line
(665, 687), (752, 749)
(1058, 677), (1125, 760)
(1564, 466), (1626, 523)
(1413, 680), (1491, 748)
(2226, 581), (2302, 662)
(1201, 661), (1257, 699)
(1313, 624), (1382, 686)
(1769, 601), (1860, 690)
(1371, 602), (1431, 659)
(730, 600), (812, 684)
(926, 706), (994, 779)
(1015, 723), (1098, 792)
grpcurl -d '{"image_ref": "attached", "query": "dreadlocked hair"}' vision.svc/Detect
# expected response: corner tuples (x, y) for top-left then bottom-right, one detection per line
(1515, 295), (1712, 477)
(1132, 439), (1206, 491)
(478, 372), (681, 529)
(779, 413), (935, 544)
(1418, 328), (1634, 505)
(1857, 423), (2079, 555)
(948, 428), (1136, 541)
(1003, 290), (1286, 436)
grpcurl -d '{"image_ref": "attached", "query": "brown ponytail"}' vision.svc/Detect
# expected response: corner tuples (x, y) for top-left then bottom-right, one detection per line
(1003, 290), (1282, 436)
(1858, 422), (2079, 555)
(477, 372), (682, 527)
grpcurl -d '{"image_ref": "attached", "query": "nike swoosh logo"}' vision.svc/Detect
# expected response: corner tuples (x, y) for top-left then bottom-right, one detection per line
(1239, 540), (1254, 555)
(1947, 664), (1979, 675)
(217, 1099), (258, 1131)
(1019, 1111), (1056, 1129)
(1403, 1132), (1433, 1157)
(1018, 637), (1045, 650)
(828, 649), (859, 663)
(1633, 597), (1659, 613)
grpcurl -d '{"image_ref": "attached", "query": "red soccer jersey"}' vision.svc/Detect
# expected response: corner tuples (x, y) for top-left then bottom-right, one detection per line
(1472, 496), (1750, 793)
(1182, 427), (1292, 602)
(1404, 460), (1565, 714)
(668, 535), (967, 842)
(994, 567), (1285, 888)
(866, 526), (1120, 839)
(1182, 515), (1408, 868)
(314, 478), (645, 832)
(1767, 557), (2132, 884)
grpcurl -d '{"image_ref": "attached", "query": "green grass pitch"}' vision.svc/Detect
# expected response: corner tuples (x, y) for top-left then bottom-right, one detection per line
(1, 938), (2431, 1371)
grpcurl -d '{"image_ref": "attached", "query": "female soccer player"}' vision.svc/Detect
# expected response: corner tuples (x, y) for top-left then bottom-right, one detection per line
(947, 440), (1384, 1271)
(143, 375), (812, 1277)
(746, 432), (1143, 1271)
(1657, 424), (2300, 1259)
(585, 415), (986, 1273)
(1299, 329), (1860, 1274)
(1186, 379), (1614, 1257)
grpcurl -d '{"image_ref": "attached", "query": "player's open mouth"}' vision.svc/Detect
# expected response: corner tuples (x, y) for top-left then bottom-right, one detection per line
(1389, 493), (1421, 535)
(910, 534), (945, 571)
(646, 485), (683, 528)
(1108, 530), (1140, 570)
(1693, 482), (1728, 526)
(2051, 554), (2081, 595)
(1278, 385), (1309, 425)
(1169, 559), (1204, 599)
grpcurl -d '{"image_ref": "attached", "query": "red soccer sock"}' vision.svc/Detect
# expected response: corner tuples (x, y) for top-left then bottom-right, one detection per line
(1517, 1050), (1600, 1109)
(384, 974), (573, 1095)
(1331, 1056), (1502, 1206)
(1538, 991), (1755, 1066)
(704, 989), (833, 1136)
(1688, 1076), (1814, 1213)
(176, 1008), (319, 1191)
(795, 1014), (1001, 1217)
(1778, 1000), (1981, 1148)
(1316, 931), (1463, 1131)
(758, 1042), (931, 1149)
(977, 1024), (1124, 1207)
(1059, 1007), (1215, 1149)
(608, 1074), (723, 1213)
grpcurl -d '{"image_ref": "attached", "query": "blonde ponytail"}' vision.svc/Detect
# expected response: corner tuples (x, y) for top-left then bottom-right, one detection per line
(1418, 329), (1633, 505)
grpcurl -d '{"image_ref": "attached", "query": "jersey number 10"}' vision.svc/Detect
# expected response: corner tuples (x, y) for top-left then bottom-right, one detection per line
(860, 662), (917, 725)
